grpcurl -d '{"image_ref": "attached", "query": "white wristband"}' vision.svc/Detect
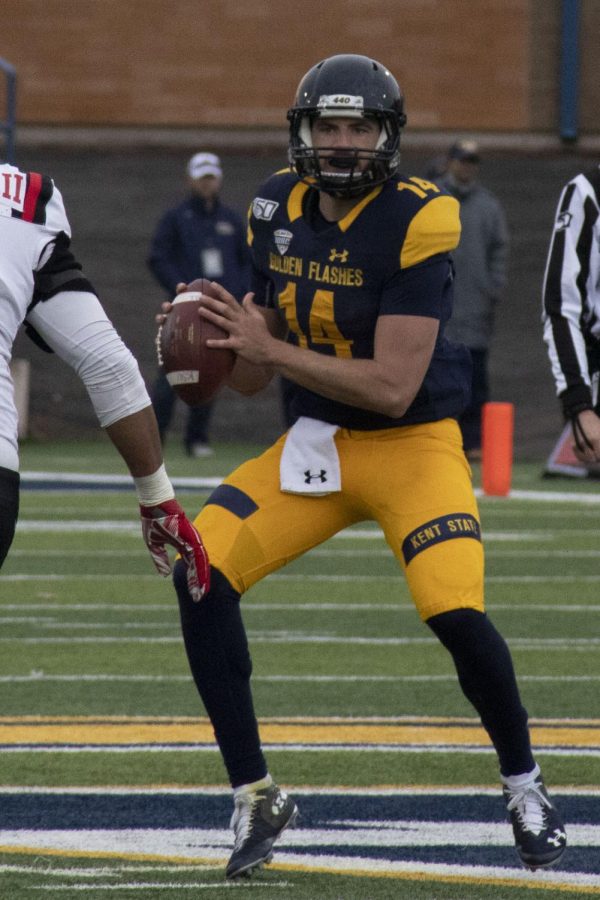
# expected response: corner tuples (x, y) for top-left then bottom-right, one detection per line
(134, 464), (175, 506)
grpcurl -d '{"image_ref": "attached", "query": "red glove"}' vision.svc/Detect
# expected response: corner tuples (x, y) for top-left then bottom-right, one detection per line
(140, 499), (210, 601)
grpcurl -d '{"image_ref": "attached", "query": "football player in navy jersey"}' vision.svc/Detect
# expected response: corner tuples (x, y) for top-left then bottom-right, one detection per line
(163, 54), (566, 877)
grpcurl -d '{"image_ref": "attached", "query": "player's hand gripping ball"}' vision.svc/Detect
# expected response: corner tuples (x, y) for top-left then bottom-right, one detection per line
(156, 278), (235, 405)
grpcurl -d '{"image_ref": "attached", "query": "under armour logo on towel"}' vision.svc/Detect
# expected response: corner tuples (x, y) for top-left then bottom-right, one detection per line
(304, 469), (328, 485)
(280, 417), (341, 495)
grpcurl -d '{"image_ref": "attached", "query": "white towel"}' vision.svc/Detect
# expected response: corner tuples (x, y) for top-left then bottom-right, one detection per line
(280, 416), (341, 496)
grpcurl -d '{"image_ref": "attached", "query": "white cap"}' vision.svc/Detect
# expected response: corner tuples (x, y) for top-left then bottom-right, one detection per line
(187, 152), (222, 180)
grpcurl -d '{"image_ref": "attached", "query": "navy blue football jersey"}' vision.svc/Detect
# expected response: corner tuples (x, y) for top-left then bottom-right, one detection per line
(248, 170), (471, 429)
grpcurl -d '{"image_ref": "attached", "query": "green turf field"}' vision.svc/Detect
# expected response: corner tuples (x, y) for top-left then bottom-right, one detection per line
(1, 440), (599, 898)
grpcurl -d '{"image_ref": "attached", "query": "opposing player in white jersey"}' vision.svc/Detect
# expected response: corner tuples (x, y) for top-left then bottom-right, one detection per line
(0, 160), (210, 599)
(542, 165), (600, 461)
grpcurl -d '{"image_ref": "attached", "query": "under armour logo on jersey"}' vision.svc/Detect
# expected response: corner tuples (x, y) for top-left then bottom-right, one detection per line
(274, 228), (293, 255)
(304, 469), (328, 484)
(329, 248), (349, 263)
(252, 197), (279, 221)
(556, 211), (572, 231)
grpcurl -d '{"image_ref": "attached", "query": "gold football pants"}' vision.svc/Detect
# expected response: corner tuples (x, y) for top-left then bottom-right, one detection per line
(193, 418), (484, 620)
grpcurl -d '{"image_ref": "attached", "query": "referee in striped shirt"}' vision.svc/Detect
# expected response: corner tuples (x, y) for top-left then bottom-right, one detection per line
(542, 165), (600, 463)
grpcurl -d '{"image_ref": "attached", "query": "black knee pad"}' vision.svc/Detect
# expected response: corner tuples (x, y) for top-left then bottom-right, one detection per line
(173, 560), (251, 680)
(427, 606), (519, 707)
(427, 607), (495, 648)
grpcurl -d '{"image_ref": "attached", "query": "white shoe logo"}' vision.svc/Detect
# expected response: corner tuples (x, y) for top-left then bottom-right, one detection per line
(271, 792), (287, 816)
(548, 829), (567, 847)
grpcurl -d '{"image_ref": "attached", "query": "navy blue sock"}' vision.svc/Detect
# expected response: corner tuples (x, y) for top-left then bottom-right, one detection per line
(174, 561), (267, 788)
(427, 608), (535, 776)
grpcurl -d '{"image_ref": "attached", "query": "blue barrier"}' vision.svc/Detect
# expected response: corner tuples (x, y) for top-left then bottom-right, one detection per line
(560, 0), (580, 143)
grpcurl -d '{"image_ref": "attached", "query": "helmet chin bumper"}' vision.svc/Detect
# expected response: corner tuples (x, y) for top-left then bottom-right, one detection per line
(289, 138), (399, 198)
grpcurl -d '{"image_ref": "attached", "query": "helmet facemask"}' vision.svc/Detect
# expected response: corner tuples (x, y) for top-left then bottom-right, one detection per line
(290, 109), (400, 198)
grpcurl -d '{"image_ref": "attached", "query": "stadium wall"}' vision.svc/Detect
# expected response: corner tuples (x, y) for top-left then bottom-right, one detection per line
(1, 0), (598, 134)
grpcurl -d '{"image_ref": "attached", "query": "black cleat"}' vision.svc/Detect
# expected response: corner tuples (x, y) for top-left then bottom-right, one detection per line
(225, 782), (298, 879)
(503, 775), (567, 870)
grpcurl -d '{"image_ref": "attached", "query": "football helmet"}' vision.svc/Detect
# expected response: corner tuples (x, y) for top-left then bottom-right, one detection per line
(287, 54), (406, 198)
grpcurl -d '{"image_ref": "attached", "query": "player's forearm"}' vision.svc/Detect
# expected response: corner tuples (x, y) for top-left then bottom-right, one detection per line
(105, 405), (165, 478)
(268, 339), (415, 417)
(227, 357), (275, 395)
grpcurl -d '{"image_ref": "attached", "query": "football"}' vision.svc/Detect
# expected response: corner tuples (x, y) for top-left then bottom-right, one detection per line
(156, 278), (235, 406)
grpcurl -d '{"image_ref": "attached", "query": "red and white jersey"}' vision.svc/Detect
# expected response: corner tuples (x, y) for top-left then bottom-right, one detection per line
(0, 163), (151, 472)
(0, 163), (72, 334)
(0, 164), (72, 470)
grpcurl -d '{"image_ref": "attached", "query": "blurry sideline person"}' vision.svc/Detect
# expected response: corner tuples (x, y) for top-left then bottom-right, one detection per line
(424, 152), (447, 181)
(0, 159), (209, 606)
(148, 152), (250, 457)
(158, 54), (566, 878)
(435, 140), (509, 460)
(542, 164), (600, 464)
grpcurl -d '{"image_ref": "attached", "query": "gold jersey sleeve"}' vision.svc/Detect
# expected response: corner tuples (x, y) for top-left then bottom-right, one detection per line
(400, 194), (461, 269)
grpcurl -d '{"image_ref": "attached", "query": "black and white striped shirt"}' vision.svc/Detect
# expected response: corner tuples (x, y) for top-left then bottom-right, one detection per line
(542, 165), (600, 417)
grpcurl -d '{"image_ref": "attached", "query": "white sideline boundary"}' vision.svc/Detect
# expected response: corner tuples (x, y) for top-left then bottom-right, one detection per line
(20, 472), (221, 492)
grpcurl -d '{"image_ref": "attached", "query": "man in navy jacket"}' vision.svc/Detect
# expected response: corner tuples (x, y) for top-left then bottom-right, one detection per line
(148, 152), (251, 456)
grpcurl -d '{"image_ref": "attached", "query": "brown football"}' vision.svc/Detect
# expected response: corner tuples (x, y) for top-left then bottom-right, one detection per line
(156, 278), (235, 405)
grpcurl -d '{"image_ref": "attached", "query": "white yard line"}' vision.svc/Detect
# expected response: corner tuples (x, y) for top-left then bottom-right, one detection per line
(1, 602), (600, 613)
(2, 743), (600, 755)
(18, 471), (600, 505)
(0, 673), (598, 683)
(5, 573), (600, 583)
(0, 634), (599, 648)
(10, 519), (600, 541)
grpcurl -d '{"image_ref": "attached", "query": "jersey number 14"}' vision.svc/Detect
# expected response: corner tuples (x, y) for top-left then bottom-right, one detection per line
(278, 282), (354, 357)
